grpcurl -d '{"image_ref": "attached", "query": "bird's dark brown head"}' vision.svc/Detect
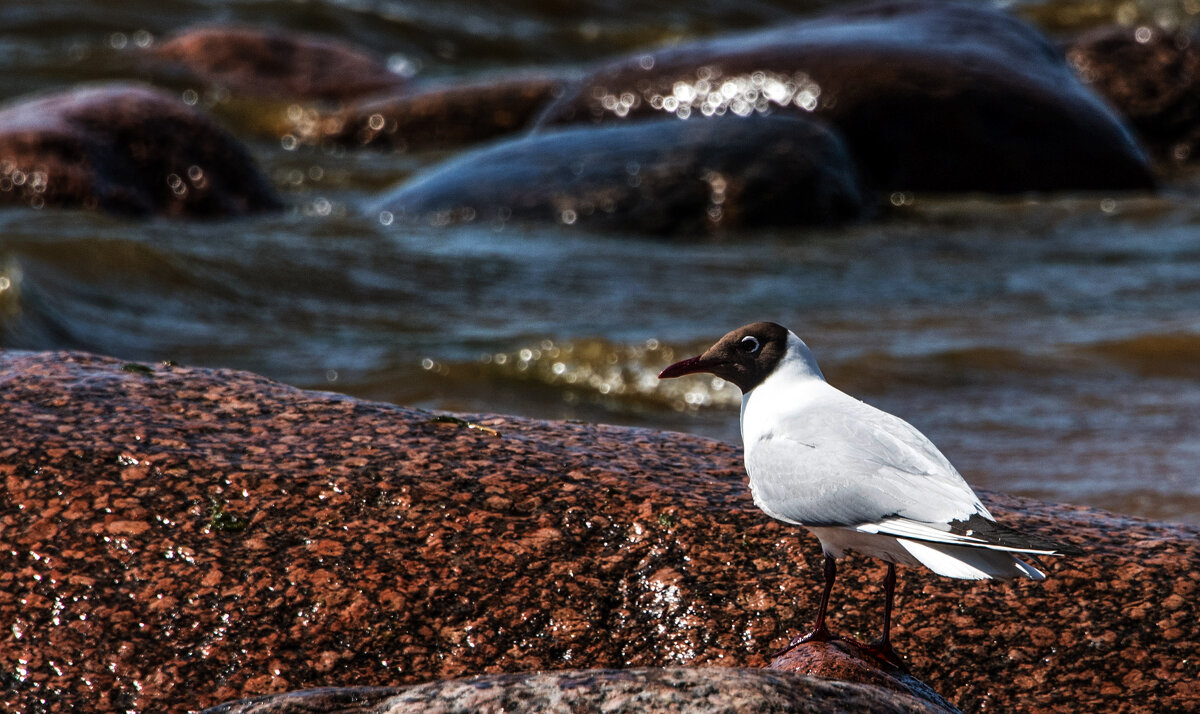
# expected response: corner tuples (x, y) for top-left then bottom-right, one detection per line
(658, 321), (791, 393)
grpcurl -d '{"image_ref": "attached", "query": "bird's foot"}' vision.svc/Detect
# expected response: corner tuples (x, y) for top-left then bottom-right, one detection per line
(861, 637), (906, 670)
(772, 625), (835, 658)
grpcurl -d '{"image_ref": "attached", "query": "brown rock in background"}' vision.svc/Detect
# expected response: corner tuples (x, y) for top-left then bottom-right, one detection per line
(142, 26), (565, 152)
(319, 73), (568, 151)
(1067, 26), (1200, 163)
(0, 84), (282, 218)
(0, 351), (1196, 712)
(148, 25), (407, 103)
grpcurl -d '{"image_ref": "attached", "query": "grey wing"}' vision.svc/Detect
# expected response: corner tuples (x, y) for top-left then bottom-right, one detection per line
(745, 398), (989, 528)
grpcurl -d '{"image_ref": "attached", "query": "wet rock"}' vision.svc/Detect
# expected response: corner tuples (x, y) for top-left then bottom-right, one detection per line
(0, 84), (282, 218)
(205, 667), (957, 713)
(147, 25), (406, 103)
(535, 1), (1155, 193)
(769, 640), (957, 713)
(1, 351), (1197, 712)
(1066, 26), (1200, 163)
(374, 113), (867, 234)
(316, 73), (569, 151)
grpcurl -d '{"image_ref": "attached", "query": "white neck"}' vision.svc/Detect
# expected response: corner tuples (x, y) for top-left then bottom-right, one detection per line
(740, 331), (827, 443)
(777, 331), (824, 382)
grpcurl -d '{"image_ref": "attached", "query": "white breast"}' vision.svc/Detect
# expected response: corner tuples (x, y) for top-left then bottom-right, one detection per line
(739, 332), (826, 448)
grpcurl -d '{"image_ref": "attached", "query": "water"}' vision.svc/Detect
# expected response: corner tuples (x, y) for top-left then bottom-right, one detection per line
(1, 0), (1199, 525)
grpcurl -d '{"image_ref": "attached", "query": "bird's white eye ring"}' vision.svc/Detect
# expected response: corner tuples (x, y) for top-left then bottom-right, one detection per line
(739, 336), (760, 353)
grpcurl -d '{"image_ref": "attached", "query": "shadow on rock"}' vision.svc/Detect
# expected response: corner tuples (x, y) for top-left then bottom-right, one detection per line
(374, 113), (867, 235)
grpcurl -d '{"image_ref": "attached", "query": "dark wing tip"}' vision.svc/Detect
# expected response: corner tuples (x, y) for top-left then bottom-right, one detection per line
(1050, 539), (1085, 556)
(953, 513), (1084, 556)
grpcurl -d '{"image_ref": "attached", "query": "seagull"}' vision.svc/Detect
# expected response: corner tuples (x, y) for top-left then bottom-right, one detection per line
(658, 321), (1081, 665)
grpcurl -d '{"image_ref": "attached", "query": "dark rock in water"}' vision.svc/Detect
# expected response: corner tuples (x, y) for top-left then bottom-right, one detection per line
(0, 84), (282, 218)
(1, 351), (1197, 712)
(147, 25), (406, 103)
(535, 1), (1155, 193)
(320, 73), (569, 151)
(1066, 26), (1200, 163)
(204, 666), (957, 713)
(374, 114), (866, 234)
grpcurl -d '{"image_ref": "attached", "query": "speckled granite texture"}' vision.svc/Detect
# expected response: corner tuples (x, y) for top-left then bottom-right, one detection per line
(1, 352), (1196, 712)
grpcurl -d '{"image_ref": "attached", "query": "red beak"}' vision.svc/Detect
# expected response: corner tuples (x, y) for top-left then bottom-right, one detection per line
(658, 355), (713, 380)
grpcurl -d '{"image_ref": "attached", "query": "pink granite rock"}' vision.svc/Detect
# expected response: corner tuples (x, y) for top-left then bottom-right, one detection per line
(0, 351), (1195, 713)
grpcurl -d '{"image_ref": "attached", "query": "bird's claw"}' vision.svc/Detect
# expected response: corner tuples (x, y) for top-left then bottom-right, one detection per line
(862, 638), (905, 669)
(772, 626), (835, 658)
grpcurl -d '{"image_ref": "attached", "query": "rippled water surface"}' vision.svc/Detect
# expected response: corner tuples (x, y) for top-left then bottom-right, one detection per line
(1, 0), (1199, 524)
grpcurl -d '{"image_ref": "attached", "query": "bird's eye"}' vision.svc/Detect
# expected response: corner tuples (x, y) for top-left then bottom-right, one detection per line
(738, 336), (761, 353)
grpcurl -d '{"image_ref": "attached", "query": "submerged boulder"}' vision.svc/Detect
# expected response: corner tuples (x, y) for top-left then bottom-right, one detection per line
(374, 113), (867, 234)
(0, 84), (281, 218)
(535, 1), (1155, 193)
(0, 351), (1196, 712)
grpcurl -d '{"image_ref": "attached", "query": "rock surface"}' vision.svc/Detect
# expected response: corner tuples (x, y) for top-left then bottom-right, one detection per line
(769, 639), (956, 713)
(204, 666), (956, 714)
(0, 84), (282, 218)
(0, 351), (1197, 713)
(1066, 26), (1200, 163)
(535, 1), (1154, 193)
(375, 114), (866, 234)
(147, 25), (407, 103)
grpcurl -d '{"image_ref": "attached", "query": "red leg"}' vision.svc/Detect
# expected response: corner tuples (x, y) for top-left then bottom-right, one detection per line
(775, 553), (837, 656)
(865, 562), (903, 667)
(808, 553), (837, 639)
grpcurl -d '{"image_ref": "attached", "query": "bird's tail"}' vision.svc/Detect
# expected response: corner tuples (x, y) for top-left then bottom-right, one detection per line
(897, 539), (1046, 580)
